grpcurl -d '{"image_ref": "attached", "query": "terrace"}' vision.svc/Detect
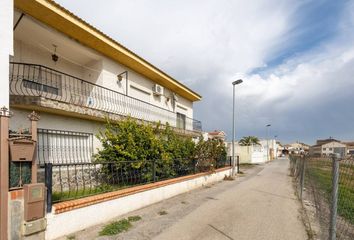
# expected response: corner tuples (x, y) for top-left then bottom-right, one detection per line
(9, 62), (202, 134)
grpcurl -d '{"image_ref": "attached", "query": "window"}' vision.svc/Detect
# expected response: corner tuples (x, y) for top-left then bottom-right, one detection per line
(329, 148), (333, 151)
(323, 148), (327, 151)
(176, 112), (186, 130)
(37, 129), (93, 164)
(22, 68), (62, 96)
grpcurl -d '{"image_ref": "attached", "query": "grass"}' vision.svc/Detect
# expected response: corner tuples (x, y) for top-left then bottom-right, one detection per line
(127, 215), (142, 222)
(66, 235), (75, 240)
(158, 210), (168, 215)
(99, 215), (142, 236)
(306, 161), (354, 224)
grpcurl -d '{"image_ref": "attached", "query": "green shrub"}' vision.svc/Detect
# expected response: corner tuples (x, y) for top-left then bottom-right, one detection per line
(95, 118), (226, 179)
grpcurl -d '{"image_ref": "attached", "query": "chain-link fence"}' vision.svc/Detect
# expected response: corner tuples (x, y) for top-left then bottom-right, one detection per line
(290, 155), (354, 240)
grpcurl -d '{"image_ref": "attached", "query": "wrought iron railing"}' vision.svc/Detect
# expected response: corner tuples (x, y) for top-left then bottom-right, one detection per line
(9, 62), (202, 131)
(43, 158), (231, 211)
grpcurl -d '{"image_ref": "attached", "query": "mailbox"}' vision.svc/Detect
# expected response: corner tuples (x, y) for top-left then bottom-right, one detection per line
(9, 138), (36, 161)
(23, 183), (45, 222)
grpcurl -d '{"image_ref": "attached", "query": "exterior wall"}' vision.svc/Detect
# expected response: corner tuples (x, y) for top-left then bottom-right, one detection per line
(12, 12), (194, 120)
(321, 142), (347, 156)
(10, 108), (103, 156)
(45, 167), (232, 240)
(226, 142), (267, 164)
(0, 0), (13, 108)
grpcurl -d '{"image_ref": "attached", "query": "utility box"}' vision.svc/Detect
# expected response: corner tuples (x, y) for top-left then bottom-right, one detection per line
(23, 183), (45, 222)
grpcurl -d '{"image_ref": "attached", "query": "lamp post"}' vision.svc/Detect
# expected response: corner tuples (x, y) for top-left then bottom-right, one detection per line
(266, 124), (271, 162)
(274, 135), (278, 159)
(232, 79), (243, 177)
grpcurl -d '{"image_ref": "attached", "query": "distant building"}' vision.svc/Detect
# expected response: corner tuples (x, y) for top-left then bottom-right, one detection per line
(203, 130), (226, 142)
(225, 138), (278, 164)
(343, 142), (354, 155)
(309, 138), (347, 157)
(285, 142), (310, 154)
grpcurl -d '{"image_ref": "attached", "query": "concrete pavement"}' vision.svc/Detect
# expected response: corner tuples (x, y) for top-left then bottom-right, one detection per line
(154, 158), (307, 240)
(65, 158), (307, 240)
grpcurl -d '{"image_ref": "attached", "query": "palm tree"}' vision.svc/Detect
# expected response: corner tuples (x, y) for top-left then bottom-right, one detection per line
(239, 136), (260, 146)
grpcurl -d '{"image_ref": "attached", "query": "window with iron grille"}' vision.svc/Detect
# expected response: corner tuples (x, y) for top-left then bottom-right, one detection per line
(37, 129), (93, 165)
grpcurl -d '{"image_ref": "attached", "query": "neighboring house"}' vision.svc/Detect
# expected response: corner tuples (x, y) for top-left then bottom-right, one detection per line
(207, 130), (226, 141)
(343, 142), (354, 155)
(285, 142), (310, 154)
(9, 0), (202, 164)
(259, 139), (278, 161)
(201, 130), (226, 142)
(309, 138), (347, 157)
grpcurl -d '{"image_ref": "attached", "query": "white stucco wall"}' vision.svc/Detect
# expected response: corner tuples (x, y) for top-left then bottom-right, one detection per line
(10, 109), (103, 155)
(45, 167), (232, 240)
(12, 11), (195, 120)
(0, 0), (13, 108)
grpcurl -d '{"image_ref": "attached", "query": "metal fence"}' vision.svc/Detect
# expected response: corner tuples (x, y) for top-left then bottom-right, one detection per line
(290, 155), (354, 240)
(9, 62), (202, 132)
(43, 158), (231, 212)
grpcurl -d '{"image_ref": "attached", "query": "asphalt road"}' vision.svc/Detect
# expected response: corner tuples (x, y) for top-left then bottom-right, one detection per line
(67, 158), (307, 240)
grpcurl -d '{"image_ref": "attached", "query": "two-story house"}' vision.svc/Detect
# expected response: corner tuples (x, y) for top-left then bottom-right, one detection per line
(10, 0), (202, 164)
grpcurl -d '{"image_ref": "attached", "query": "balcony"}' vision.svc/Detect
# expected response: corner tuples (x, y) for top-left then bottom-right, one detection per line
(9, 62), (202, 133)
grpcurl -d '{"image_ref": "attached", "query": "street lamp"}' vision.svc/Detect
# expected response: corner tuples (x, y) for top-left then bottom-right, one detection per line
(266, 124), (271, 162)
(232, 79), (243, 177)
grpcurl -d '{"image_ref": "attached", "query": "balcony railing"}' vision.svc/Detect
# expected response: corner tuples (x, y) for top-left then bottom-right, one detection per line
(9, 62), (202, 132)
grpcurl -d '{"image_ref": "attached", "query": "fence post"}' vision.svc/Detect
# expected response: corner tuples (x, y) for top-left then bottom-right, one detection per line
(237, 156), (240, 174)
(329, 153), (340, 240)
(0, 107), (11, 240)
(45, 163), (53, 213)
(193, 158), (197, 174)
(299, 155), (305, 200)
(152, 159), (156, 182)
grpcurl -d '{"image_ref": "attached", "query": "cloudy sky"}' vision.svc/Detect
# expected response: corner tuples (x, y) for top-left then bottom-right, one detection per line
(56, 0), (354, 144)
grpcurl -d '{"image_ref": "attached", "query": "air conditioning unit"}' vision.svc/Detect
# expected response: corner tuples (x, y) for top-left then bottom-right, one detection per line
(153, 84), (164, 96)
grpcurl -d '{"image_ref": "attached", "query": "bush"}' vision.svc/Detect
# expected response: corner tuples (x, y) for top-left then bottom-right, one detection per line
(95, 118), (197, 180)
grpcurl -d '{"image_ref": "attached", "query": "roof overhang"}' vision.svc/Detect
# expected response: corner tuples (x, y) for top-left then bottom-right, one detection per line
(14, 0), (201, 102)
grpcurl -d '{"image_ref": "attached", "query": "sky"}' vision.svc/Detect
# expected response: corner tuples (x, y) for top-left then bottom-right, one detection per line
(56, 0), (354, 144)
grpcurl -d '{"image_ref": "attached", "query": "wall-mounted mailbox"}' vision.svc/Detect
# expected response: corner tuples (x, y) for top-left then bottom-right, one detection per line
(9, 138), (36, 161)
(23, 183), (45, 222)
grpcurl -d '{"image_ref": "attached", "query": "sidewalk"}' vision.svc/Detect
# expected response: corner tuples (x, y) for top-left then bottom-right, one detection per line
(154, 158), (307, 240)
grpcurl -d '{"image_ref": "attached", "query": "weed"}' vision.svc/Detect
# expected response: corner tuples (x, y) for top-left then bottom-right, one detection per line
(66, 235), (75, 240)
(128, 215), (142, 222)
(158, 210), (168, 215)
(99, 219), (132, 236)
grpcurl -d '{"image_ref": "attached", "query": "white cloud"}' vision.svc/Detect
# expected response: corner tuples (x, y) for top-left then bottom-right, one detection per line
(55, 0), (354, 143)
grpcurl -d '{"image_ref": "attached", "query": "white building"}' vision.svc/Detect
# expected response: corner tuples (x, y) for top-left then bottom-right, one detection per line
(8, 1), (202, 164)
(226, 139), (278, 164)
(310, 139), (347, 157)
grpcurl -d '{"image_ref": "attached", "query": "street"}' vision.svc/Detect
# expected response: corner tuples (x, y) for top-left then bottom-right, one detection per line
(68, 158), (307, 240)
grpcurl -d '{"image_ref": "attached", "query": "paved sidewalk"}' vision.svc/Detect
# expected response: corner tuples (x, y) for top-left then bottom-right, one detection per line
(63, 159), (307, 240)
(154, 158), (307, 240)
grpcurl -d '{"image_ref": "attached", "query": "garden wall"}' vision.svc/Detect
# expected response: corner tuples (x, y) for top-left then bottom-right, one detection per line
(45, 167), (232, 239)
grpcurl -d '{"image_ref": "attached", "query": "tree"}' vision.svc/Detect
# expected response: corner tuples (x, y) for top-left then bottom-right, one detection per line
(239, 136), (260, 146)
